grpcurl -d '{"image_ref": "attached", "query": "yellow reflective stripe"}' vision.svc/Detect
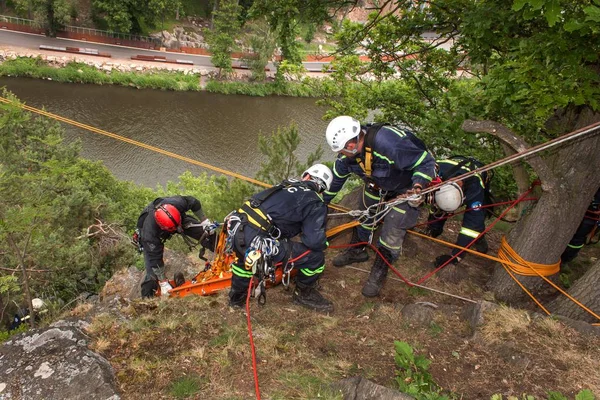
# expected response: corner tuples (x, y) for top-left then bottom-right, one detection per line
(567, 243), (584, 249)
(231, 264), (253, 278)
(413, 171), (433, 181)
(379, 238), (401, 250)
(360, 224), (376, 230)
(475, 174), (485, 188)
(460, 227), (481, 239)
(239, 201), (270, 231)
(438, 159), (459, 166)
(364, 190), (380, 201)
(300, 265), (325, 276)
(245, 214), (266, 231)
(438, 160), (484, 187)
(373, 151), (394, 164)
(324, 190), (337, 196)
(410, 151), (428, 169)
(387, 126), (407, 138)
(392, 206), (406, 214)
(333, 162), (351, 178)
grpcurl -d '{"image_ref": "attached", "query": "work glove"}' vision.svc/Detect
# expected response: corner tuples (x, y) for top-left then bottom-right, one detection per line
(406, 184), (424, 207)
(434, 254), (459, 268)
(158, 280), (172, 296)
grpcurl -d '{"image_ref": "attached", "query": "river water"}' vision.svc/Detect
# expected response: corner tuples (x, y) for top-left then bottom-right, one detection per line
(0, 77), (334, 188)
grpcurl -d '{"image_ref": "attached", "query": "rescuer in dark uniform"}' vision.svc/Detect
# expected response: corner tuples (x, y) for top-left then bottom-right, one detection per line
(324, 116), (436, 297)
(135, 196), (214, 298)
(561, 187), (600, 264)
(227, 164), (334, 312)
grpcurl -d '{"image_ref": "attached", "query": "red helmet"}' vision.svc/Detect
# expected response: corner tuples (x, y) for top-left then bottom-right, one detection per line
(154, 204), (181, 232)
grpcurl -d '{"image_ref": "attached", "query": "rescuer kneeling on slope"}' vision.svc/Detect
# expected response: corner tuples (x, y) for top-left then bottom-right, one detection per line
(227, 164), (334, 313)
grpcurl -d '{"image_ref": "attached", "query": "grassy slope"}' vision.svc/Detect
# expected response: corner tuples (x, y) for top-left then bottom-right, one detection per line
(83, 222), (600, 399)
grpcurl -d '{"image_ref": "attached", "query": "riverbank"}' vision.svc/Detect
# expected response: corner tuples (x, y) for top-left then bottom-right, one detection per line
(0, 45), (336, 97)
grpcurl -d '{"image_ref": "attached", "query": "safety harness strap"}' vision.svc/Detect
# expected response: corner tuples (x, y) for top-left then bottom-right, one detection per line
(239, 201), (274, 233)
(356, 123), (385, 176)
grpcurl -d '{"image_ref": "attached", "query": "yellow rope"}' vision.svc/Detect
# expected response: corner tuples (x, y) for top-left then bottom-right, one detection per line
(4, 97), (598, 324)
(0, 97), (271, 188)
(326, 220), (360, 238)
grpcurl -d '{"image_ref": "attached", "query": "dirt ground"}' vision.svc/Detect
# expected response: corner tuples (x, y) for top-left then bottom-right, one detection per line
(83, 216), (600, 400)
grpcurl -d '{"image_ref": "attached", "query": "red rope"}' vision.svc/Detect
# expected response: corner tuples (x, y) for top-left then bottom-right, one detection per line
(329, 242), (414, 286)
(413, 197), (538, 228)
(246, 278), (261, 400)
(244, 249), (311, 400)
(416, 185), (537, 284)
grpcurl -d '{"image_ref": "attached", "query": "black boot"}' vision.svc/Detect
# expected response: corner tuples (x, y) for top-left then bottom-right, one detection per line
(361, 247), (392, 297)
(229, 280), (249, 308)
(474, 236), (489, 253)
(333, 229), (369, 267)
(293, 281), (334, 313)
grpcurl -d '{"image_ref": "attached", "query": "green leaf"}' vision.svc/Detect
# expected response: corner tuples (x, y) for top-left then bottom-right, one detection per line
(583, 5), (600, 23)
(512, 0), (527, 12)
(528, 0), (544, 11)
(575, 389), (595, 400)
(547, 391), (568, 400)
(394, 340), (415, 362)
(545, 0), (561, 27)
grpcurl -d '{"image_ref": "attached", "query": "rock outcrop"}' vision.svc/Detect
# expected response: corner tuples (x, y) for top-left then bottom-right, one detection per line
(0, 320), (119, 400)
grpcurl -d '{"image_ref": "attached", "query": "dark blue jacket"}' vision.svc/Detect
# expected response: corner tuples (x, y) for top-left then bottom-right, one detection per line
(436, 159), (485, 201)
(324, 125), (435, 203)
(139, 196), (203, 268)
(253, 180), (328, 251)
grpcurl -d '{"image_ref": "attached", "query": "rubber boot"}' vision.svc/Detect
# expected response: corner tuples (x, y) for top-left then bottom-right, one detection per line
(229, 280), (249, 308)
(333, 228), (369, 267)
(361, 247), (391, 297)
(293, 280), (334, 313)
(474, 236), (489, 253)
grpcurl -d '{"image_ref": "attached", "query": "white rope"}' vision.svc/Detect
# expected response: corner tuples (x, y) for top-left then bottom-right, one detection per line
(326, 122), (600, 222)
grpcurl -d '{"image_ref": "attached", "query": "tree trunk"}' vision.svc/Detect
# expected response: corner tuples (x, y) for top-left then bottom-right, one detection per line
(463, 109), (600, 308)
(500, 143), (530, 219)
(548, 260), (600, 323)
(7, 234), (35, 328)
(211, 0), (219, 30)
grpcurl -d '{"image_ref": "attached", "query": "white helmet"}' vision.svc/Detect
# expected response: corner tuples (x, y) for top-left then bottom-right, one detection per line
(326, 116), (362, 152)
(32, 298), (46, 311)
(302, 163), (333, 192)
(434, 182), (464, 212)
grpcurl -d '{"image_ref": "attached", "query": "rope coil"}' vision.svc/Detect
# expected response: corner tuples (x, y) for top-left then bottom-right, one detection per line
(497, 236), (560, 277)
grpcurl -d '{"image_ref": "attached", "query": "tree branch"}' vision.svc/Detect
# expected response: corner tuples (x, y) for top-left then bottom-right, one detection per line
(461, 119), (557, 191)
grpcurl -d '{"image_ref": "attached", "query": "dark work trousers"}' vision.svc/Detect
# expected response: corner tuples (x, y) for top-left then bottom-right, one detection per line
(354, 185), (419, 261)
(561, 215), (597, 264)
(140, 215), (204, 297)
(229, 224), (325, 296)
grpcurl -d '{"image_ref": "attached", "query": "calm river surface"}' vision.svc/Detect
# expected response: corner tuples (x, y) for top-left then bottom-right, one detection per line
(0, 77), (333, 187)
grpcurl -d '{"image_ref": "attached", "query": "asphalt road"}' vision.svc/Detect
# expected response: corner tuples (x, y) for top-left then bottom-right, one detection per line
(0, 29), (331, 72)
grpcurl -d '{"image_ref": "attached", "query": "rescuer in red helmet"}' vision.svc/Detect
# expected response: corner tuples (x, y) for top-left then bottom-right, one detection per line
(134, 196), (215, 298)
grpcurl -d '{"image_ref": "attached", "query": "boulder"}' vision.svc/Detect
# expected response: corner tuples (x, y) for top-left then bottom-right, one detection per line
(332, 376), (414, 400)
(0, 320), (119, 400)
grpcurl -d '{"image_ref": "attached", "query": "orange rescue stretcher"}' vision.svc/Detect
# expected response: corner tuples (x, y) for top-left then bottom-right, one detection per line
(163, 221), (359, 298)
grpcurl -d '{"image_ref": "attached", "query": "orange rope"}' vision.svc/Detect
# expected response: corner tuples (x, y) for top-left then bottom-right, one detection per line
(498, 237), (600, 322)
(498, 237), (560, 277)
